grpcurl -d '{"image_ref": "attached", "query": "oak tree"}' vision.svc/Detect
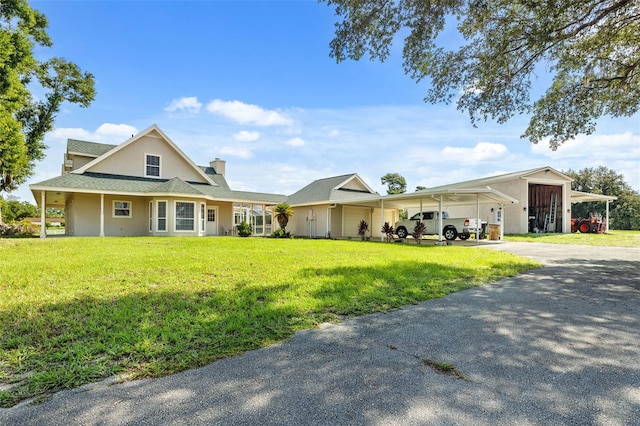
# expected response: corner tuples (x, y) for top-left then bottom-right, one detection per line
(1, 0), (95, 193)
(324, 0), (639, 149)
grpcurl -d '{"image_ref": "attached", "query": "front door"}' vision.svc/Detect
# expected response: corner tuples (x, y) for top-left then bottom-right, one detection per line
(206, 206), (218, 236)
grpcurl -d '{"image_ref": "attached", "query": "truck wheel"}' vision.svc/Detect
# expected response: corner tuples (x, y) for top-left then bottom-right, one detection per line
(397, 227), (408, 238)
(444, 227), (457, 241)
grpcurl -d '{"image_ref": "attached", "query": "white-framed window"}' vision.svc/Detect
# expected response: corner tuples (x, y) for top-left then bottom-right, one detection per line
(200, 203), (206, 233)
(149, 201), (153, 232)
(113, 200), (132, 218)
(145, 154), (161, 177)
(175, 201), (195, 231)
(157, 201), (167, 232)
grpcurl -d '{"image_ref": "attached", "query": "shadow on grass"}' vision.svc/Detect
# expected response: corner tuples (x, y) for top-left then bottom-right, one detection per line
(0, 258), (637, 424)
(0, 260), (527, 407)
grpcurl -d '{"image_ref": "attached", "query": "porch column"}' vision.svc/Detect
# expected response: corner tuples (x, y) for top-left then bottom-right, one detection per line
(100, 193), (105, 237)
(379, 199), (385, 241)
(605, 200), (611, 233)
(262, 205), (266, 236)
(40, 191), (46, 238)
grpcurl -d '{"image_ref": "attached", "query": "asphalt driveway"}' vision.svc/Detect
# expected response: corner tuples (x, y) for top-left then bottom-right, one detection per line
(2, 242), (639, 425)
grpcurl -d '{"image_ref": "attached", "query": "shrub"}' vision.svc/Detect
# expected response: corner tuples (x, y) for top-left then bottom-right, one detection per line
(357, 220), (369, 240)
(236, 221), (253, 237)
(412, 220), (427, 244)
(270, 228), (292, 238)
(381, 221), (395, 242)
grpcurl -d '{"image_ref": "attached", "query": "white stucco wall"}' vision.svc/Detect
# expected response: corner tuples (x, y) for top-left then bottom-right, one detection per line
(86, 134), (208, 183)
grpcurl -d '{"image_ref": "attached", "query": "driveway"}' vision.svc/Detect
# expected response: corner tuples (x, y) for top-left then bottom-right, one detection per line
(2, 243), (639, 425)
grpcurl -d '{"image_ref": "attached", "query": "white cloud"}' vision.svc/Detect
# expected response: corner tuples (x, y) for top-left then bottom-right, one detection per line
(164, 97), (202, 114)
(219, 146), (254, 159)
(441, 142), (510, 164)
(50, 123), (139, 144)
(206, 99), (293, 126)
(328, 129), (340, 138)
(531, 131), (640, 160)
(285, 137), (305, 147)
(233, 130), (260, 142)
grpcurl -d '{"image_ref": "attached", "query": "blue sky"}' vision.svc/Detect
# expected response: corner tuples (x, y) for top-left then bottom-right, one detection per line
(14, 0), (640, 202)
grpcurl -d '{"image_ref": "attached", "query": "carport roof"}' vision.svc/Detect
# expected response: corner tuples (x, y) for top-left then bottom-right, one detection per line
(571, 191), (617, 203)
(342, 187), (519, 209)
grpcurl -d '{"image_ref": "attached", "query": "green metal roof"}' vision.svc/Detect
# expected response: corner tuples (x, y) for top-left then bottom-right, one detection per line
(288, 174), (374, 205)
(67, 139), (117, 157)
(31, 172), (286, 204)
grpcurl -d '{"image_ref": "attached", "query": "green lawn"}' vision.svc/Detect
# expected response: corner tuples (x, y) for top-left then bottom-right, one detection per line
(505, 229), (640, 247)
(0, 237), (538, 407)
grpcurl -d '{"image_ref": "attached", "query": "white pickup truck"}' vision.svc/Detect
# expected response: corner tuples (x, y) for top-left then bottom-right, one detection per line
(395, 211), (486, 241)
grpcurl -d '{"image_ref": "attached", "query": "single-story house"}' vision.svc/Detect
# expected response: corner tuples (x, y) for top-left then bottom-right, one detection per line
(30, 125), (615, 238)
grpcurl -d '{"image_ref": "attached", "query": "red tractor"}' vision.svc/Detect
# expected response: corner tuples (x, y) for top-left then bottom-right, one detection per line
(571, 213), (606, 233)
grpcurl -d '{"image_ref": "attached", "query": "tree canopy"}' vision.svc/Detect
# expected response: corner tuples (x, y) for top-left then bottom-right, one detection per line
(381, 172), (407, 194)
(1, 0), (95, 193)
(324, 0), (640, 149)
(565, 166), (640, 229)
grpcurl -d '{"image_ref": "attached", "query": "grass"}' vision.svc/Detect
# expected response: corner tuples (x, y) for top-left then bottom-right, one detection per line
(505, 229), (640, 247)
(0, 237), (538, 407)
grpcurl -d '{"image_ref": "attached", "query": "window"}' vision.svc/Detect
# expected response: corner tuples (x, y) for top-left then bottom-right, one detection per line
(200, 204), (206, 233)
(157, 201), (167, 232)
(145, 154), (161, 177)
(175, 201), (195, 231)
(207, 209), (216, 222)
(149, 201), (153, 232)
(113, 201), (132, 218)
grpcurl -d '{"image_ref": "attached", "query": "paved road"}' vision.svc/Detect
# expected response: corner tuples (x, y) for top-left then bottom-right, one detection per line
(2, 243), (639, 425)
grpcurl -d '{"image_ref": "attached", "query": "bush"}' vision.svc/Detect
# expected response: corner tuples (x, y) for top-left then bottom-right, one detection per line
(270, 228), (292, 238)
(412, 220), (426, 244)
(357, 220), (369, 240)
(0, 220), (39, 237)
(236, 221), (253, 237)
(381, 221), (395, 242)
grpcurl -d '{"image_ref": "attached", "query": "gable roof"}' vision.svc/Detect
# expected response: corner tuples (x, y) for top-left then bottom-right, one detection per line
(72, 124), (217, 187)
(287, 174), (377, 206)
(67, 139), (117, 157)
(422, 166), (572, 191)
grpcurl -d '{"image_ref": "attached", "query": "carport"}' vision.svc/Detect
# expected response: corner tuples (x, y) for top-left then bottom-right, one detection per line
(571, 191), (617, 233)
(348, 187), (519, 242)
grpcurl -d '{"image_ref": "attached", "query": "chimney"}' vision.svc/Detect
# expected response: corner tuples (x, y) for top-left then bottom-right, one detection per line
(209, 158), (226, 176)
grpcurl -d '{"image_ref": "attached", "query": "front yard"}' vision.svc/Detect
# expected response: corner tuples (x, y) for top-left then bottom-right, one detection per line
(0, 237), (538, 407)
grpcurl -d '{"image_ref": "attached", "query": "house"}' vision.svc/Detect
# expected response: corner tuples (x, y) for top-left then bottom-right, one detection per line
(30, 125), (286, 238)
(30, 125), (615, 238)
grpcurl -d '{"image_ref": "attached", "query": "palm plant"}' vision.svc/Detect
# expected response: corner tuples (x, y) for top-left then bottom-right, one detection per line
(274, 203), (293, 231)
(381, 221), (395, 242)
(412, 220), (426, 244)
(357, 219), (369, 240)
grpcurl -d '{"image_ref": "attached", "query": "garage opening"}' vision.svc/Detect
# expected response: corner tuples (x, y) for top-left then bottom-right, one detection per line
(528, 184), (563, 232)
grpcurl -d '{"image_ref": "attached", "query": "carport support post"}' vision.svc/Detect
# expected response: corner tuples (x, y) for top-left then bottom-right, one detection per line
(606, 200), (610, 233)
(40, 191), (46, 238)
(438, 195), (443, 242)
(476, 194), (480, 243)
(500, 203), (505, 240)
